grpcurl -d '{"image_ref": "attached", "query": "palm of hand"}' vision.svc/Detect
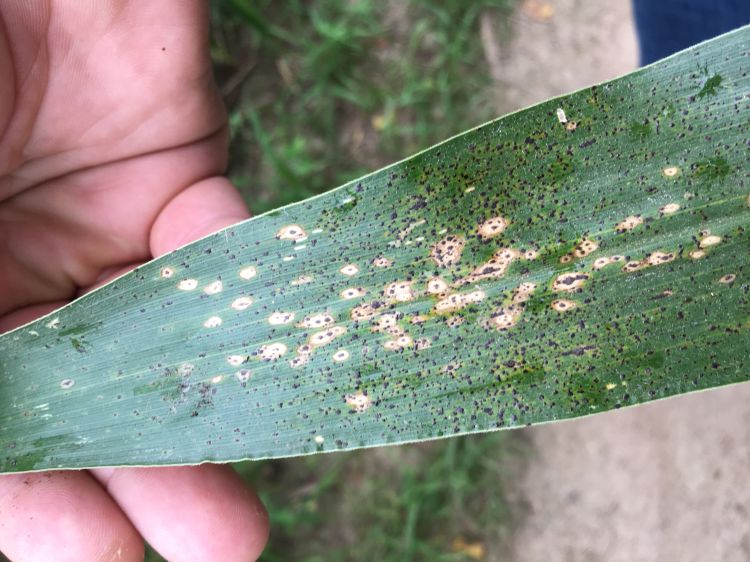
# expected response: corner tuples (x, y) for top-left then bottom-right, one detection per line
(0, 3), (267, 561)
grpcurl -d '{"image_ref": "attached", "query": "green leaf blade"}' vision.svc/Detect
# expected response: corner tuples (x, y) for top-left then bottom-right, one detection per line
(1, 27), (749, 472)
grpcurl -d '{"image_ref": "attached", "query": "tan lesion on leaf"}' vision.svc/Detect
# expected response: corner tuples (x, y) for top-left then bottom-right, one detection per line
(268, 311), (295, 325)
(372, 256), (393, 268)
(615, 215), (644, 233)
(551, 299), (577, 312)
(426, 276), (449, 295)
(592, 255), (625, 270)
(257, 343), (288, 360)
(309, 326), (346, 347)
(383, 335), (414, 351)
(298, 313), (335, 329)
(383, 281), (415, 302)
(699, 234), (722, 248)
(434, 290), (486, 314)
(341, 287), (367, 300)
(718, 274), (736, 284)
(491, 305), (523, 330)
(511, 283), (537, 305)
(620, 250), (675, 273)
(430, 235), (466, 267)
(345, 392), (372, 412)
(552, 272), (590, 292)
(477, 216), (509, 240)
(659, 203), (680, 215)
(276, 224), (307, 242)
(351, 302), (383, 321)
(456, 248), (520, 286)
(561, 239), (599, 263)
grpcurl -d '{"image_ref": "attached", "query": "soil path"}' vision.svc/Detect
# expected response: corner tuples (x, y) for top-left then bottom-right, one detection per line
(483, 1), (750, 560)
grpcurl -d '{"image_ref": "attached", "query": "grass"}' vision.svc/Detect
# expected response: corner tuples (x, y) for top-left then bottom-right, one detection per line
(149, 2), (525, 560)
(211, 0), (516, 213)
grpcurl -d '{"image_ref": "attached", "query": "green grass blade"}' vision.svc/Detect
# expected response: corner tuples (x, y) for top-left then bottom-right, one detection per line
(1, 27), (749, 473)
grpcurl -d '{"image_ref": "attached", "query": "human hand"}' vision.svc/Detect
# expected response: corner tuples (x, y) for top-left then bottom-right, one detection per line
(0, 2), (268, 560)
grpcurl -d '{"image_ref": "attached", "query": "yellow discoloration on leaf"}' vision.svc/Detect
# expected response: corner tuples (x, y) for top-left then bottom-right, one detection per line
(477, 216), (509, 240)
(662, 166), (680, 178)
(431, 235), (466, 267)
(689, 249), (706, 259)
(605, 383), (617, 390)
(566, 121), (578, 131)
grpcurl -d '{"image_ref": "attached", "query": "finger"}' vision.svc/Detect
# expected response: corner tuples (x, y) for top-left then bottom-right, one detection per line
(149, 176), (250, 257)
(0, 471), (143, 562)
(0, 302), (65, 334)
(95, 180), (267, 561)
(91, 465), (269, 562)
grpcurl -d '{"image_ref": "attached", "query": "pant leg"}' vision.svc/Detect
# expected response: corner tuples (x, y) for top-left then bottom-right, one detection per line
(633, 0), (750, 65)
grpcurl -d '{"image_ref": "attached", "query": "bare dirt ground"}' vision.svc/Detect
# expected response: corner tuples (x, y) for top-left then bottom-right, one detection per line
(482, 1), (750, 561)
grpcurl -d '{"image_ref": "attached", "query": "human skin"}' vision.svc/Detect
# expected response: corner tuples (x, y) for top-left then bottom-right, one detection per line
(0, 2), (269, 561)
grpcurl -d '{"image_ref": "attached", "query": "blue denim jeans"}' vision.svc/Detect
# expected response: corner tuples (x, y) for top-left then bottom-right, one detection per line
(633, 0), (750, 64)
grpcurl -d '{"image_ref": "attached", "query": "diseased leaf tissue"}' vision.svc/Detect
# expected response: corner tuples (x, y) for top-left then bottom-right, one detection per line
(1, 28), (748, 473)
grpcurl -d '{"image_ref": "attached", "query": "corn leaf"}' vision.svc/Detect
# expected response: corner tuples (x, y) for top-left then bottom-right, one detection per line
(1, 27), (749, 473)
